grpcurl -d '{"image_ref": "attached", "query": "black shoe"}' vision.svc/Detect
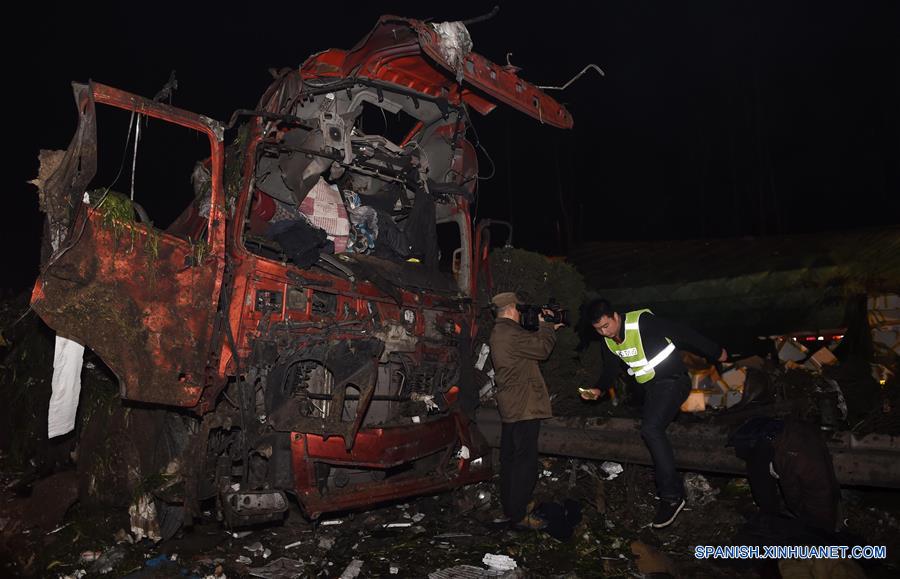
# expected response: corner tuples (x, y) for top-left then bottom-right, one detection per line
(651, 498), (685, 528)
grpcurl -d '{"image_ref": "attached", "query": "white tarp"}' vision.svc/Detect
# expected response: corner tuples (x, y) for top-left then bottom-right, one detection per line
(48, 335), (85, 438)
(45, 192), (87, 439)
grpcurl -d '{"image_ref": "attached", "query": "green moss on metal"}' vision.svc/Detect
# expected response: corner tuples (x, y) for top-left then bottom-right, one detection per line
(93, 190), (136, 246)
(190, 237), (209, 266)
(90, 189), (163, 280)
(224, 124), (250, 211)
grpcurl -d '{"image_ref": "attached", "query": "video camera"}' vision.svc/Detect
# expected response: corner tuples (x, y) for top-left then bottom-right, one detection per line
(517, 300), (569, 331)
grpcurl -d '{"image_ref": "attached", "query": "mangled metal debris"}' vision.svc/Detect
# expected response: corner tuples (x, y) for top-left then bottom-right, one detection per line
(434, 532), (473, 540)
(248, 557), (306, 579)
(244, 542), (272, 559)
(317, 536), (335, 550)
(683, 472), (718, 507)
(429, 563), (516, 578)
(15, 6), (899, 578)
(384, 521), (413, 528)
(338, 559), (363, 578)
(26, 11), (573, 536)
(89, 547), (126, 575)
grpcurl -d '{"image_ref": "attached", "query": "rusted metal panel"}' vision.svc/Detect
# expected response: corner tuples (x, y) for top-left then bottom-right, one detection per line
(31, 82), (226, 409)
(33, 215), (220, 407)
(475, 409), (900, 489)
(31, 13), (575, 525)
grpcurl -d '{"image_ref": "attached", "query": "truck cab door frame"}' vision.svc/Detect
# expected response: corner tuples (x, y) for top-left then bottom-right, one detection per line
(31, 82), (227, 409)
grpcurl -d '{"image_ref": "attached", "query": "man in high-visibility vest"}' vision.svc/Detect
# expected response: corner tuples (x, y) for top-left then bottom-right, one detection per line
(580, 299), (727, 528)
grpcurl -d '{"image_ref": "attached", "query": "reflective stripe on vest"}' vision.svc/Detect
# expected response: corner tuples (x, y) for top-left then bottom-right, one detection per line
(604, 309), (675, 383)
(630, 342), (676, 377)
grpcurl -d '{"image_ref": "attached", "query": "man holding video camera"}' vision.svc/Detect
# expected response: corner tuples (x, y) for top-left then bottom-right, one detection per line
(489, 292), (564, 530)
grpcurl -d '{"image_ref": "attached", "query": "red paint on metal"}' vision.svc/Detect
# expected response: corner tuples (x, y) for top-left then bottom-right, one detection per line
(31, 83), (226, 409)
(443, 386), (460, 405)
(299, 15), (573, 128)
(33, 14), (570, 517)
(289, 433), (315, 491)
(290, 411), (491, 518)
(303, 415), (457, 467)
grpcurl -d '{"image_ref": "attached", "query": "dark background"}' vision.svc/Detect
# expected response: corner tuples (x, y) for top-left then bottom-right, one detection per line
(5, 0), (898, 292)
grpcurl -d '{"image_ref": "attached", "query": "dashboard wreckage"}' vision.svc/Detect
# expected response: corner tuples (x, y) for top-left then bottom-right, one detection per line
(29, 15), (573, 532)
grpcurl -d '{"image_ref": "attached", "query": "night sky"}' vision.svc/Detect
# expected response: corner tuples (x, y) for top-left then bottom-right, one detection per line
(6, 1), (898, 292)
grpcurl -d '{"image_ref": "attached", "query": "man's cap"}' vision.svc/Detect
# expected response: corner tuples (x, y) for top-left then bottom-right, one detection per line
(491, 292), (522, 308)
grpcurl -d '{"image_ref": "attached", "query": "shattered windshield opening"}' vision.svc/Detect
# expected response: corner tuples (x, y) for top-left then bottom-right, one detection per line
(89, 105), (212, 241)
(241, 82), (470, 293)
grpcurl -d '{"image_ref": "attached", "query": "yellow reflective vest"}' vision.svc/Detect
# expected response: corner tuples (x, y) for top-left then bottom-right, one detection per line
(603, 309), (676, 383)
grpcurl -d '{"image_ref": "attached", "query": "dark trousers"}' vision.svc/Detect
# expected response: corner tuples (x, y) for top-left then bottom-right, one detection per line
(499, 419), (541, 522)
(746, 439), (782, 516)
(748, 425), (839, 532)
(641, 374), (691, 500)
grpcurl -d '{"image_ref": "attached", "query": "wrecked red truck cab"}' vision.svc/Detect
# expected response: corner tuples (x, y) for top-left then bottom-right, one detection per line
(30, 15), (572, 527)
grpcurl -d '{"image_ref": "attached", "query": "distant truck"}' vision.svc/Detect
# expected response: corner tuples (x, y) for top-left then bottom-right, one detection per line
(30, 14), (572, 531)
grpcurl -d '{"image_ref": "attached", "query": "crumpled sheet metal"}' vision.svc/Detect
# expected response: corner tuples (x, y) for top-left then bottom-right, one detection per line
(339, 559), (363, 579)
(684, 472), (719, 506)
(249, 557), (306, 579)
(33, 213), (218, 409)
(431, 21), (473, 81)
(429, 565), (517, 578)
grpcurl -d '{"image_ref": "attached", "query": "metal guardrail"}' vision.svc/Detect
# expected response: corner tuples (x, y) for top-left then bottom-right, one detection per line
(474, 408), (900, 489)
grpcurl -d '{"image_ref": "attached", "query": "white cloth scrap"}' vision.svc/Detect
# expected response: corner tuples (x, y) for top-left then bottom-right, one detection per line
(48, 335), (85, 438)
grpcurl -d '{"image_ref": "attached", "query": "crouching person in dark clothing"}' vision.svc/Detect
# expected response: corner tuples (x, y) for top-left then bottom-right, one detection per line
(489, 292), (563, 530)
(730, 417), (841, 534)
